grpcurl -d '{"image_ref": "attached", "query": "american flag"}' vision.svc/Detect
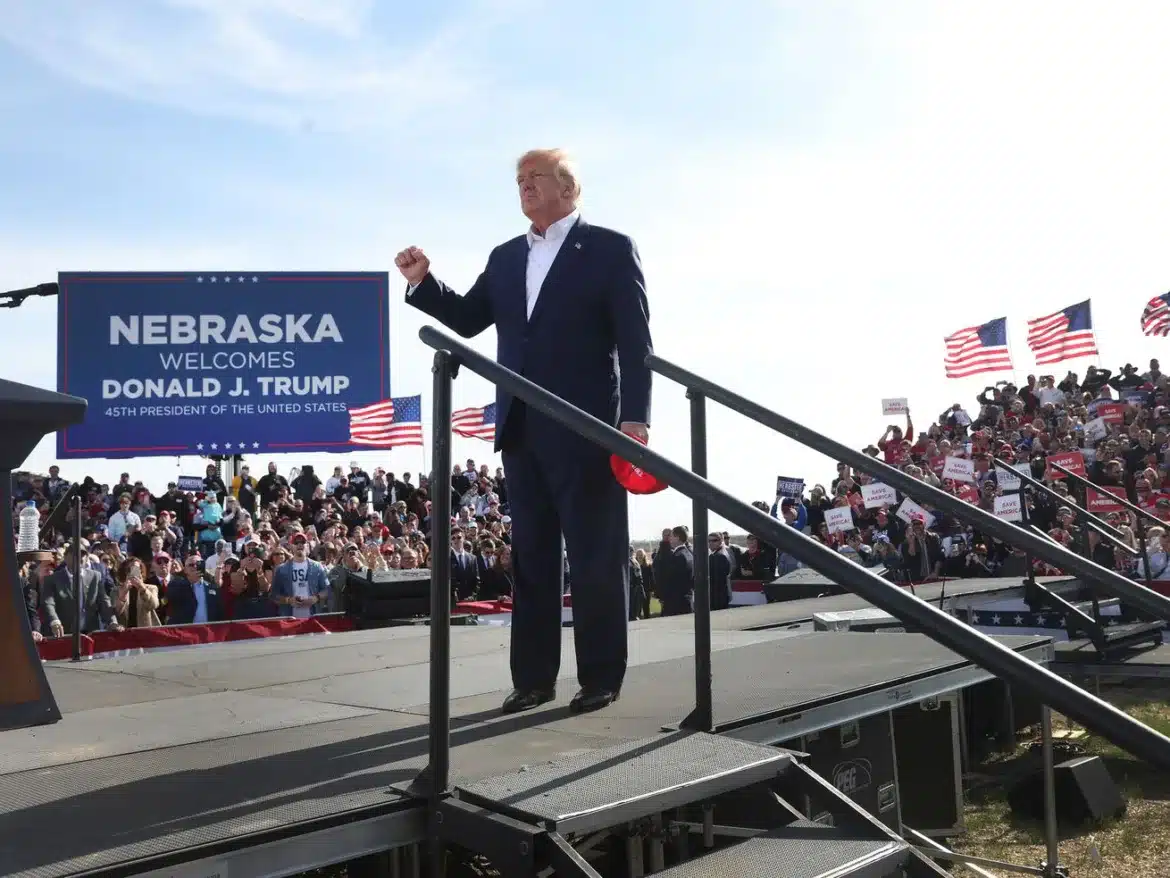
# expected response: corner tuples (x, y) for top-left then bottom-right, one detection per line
(1141, 293), (1170, 337)
(943, 317), (1014, 379)
(1026, 300), (1099, 365)
(452, 403), (496, 441)
(348, 395), (423, 447)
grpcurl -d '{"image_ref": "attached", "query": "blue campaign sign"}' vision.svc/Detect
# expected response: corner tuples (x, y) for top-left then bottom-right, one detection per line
(56, 272), (391, 459)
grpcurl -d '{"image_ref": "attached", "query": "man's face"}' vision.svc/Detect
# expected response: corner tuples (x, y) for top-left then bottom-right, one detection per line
(291, 541), (307, 561)
(517, 155), (571, 223)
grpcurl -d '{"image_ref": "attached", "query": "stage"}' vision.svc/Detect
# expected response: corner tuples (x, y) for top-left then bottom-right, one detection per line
(0, 598), (1054, 878)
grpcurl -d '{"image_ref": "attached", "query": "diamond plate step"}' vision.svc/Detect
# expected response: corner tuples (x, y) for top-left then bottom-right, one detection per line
(455, 731), (792, 835)
(655, 821), (911, 878)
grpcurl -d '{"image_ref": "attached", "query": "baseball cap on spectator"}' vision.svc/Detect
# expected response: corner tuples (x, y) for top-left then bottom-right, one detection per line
(289, 533), (308, 546)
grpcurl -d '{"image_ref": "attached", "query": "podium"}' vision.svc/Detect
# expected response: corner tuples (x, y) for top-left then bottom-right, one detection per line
(0, 379), (87, 730)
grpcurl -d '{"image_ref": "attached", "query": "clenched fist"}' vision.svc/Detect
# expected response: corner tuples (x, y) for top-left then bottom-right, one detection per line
(394, 246), (431, 286)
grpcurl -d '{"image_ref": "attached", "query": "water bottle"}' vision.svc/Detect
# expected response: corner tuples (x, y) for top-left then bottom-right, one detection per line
(17, 500), (40, 554)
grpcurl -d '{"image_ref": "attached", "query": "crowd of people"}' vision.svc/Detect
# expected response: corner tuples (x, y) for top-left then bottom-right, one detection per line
(14, 356), (1170, 640)
(13, 459), (516, 640)
(762, 358), (1170, 587)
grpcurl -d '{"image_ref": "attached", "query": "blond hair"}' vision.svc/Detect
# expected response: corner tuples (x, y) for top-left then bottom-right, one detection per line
(517, 148), (581, 204)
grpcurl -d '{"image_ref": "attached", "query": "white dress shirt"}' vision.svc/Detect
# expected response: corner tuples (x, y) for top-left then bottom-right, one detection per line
(524, 210), (579, 318)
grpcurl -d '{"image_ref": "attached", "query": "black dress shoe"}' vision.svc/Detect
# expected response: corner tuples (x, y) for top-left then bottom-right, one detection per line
(501, 688), (556, 714)
(570, 687), (620, 714)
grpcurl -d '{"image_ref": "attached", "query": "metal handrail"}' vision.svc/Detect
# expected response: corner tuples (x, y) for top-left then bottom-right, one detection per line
(416, 326), (1170, 771)
(991, 459), (1130, 545)
(644, 353), (1170, 625)
(1050, 462), (1165, 530)
(993, 458), (1144, 579)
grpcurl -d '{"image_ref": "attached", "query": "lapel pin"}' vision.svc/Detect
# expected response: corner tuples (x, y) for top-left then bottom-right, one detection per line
(574, 242), (582, 249)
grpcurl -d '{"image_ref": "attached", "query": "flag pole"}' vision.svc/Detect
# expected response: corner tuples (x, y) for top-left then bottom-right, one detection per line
(1005, 318), (1022, 387)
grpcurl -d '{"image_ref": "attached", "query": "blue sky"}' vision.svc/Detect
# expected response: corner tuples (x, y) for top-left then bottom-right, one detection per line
(4, 1), (1170, 536)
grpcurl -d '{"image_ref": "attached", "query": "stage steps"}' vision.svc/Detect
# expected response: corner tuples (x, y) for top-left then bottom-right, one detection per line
(652, 821), (909, 877)
(439, 731), (954, 876)
(455, 731), (792, 835)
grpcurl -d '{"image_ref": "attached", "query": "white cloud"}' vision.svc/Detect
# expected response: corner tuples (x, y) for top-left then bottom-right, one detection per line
(0, 0), (520, 131)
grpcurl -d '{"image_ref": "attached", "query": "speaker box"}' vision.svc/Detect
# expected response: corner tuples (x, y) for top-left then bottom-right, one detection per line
(893, 695), (963, 836)
(1007, 756), (1127, 827)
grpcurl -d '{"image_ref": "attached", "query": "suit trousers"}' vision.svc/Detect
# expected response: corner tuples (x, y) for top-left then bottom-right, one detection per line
(502, 412), (630, 692)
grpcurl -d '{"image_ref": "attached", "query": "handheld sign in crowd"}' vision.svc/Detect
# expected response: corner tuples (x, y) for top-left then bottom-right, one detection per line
(1087, 486), (1127, 515)
(825, 507), (855, 534)
(942, 455), (975, 483)
(176, 475), (204, 492)
(776, 476), (805, 499)
(1045, 450), (1086, 480)
(881, 397), (909, 416)
(995, 463), (1031, 492)
(861, 482), (897, 508)
(896, 497), (935, 527)
(1083, 417), (1108, 443)
(994, 494), (1022, 522)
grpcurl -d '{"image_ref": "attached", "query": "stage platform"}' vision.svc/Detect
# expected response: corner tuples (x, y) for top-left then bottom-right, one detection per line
(0, 619), (1051, 878)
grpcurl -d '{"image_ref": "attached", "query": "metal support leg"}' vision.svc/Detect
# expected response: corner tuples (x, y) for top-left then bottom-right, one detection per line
(625, 824), (645, 878)
(702, 804), (715, 849)
(71, 495), (83, 663)
(684, 390), (713, 732)
(1040, 706), (1064, 877)
(422, 350), (455, 877)
(647, 814), (665, 873)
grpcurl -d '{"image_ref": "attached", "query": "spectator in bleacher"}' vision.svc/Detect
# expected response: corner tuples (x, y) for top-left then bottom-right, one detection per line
(113, 557), (162, 629)
(706, 532), (733, 610)
(633, 548), (653, 617)
(481, 543), (515, 601)
(228, 543), (277, 619)
(272, 533), (329, 617)
(657, 526), (695, 616)
(19, 561), (43, 642)
(167, 556), (224, 624)
(231, 464), (258, 514)
(195, 492), (224, 557)
(450, 528), (478, 599)
(42, 542), (123, 637)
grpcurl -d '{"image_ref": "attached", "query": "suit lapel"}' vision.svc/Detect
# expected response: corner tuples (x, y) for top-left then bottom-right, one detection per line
(528, 217), (588, 328)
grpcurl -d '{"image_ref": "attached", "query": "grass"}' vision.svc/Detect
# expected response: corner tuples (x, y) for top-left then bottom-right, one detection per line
(954, 681), (1170, 877)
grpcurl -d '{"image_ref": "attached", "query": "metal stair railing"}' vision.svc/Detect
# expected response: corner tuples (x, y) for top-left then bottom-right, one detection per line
(1050, 460), (1166, 578)
(645, 353), (1170, 627)
(412, 328), (1170, 820)
(991, 457), (1157, 649)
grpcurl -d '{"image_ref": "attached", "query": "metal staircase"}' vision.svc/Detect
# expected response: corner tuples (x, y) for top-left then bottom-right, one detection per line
(436, 731), (950, 876)
(410, 325), (1170, 877)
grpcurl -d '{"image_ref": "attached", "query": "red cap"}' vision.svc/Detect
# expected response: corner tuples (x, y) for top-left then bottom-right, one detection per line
(610, 435), (668, 495)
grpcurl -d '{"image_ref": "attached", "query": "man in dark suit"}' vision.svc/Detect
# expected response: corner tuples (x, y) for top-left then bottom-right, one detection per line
(41, 547), (122, 637)
(451, 528), (479, 600)
(396, 148), (652, 714)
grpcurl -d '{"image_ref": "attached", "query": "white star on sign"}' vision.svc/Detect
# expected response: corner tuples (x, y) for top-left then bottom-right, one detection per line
(238, 276), (244, 282)
(1013, 615), (1024, 625)
(196, 443), (204, 450)
(238, 441), (245, 448)
(196, 276), (204, 283)
(252, 442), (259, 448)
(224, 442), (233, 449)
(210, 443), (218, 450)
(991, 614), (1001, 625)
(211, 276), (217, 283)
(224, 276), (232, 283)
(252, 276), (258, 283)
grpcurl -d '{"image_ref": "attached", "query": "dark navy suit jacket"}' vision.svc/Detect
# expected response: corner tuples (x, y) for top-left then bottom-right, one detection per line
(406, 218), (653, 453)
